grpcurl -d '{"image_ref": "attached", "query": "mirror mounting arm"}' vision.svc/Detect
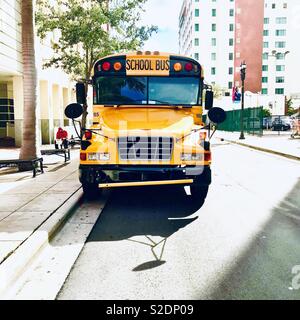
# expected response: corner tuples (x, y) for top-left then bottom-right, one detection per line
(204, 84), (212, 91)
(209, 125), (217, 140)
(72, 119), (82, 140)
(82, 128), (116, 142)
(176, 124), (210, 143)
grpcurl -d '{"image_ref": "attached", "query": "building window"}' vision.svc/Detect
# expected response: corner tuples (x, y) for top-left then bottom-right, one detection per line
(275, 88), (284, 94)
(211, 67), (216, 75)
(262, 65), (268, 71)
(229, 24), (234, 31)
(211, 53), (216, 60)
(195, 9), (199, 17)
(229, 38), (234, 46)
(276, 29), (286, 36)
(212, 9), (216, 17)
(194, 53), (199, 60)
(229, 53), (233, 60)
(229, 9), (234, 16)
(272, 3), (276, 9)
(211, 38), (216, 46)
(276, 17), (287, 24)
(194, 38), (199, 46)
(228, 82), (233, 89)
(212, 24), (216, 31)
(275, 41), (286, 48)
(263, 30), (269, 36)
(264, 18), (269, 24)
(263, 42), (269, 48)
(262, 77), (268, 83)
(276, 65), (285, 71)
(262, 53), (269, 60)
(276, 76), (285, 83)
(261, 88), (268, 95)
(195, 24), (199, 31)
(229, 67), (233, 75)
(283, 3), (287, 9)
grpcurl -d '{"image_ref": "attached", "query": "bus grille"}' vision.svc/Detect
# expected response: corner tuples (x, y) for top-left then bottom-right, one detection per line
(118, 136), (173, 161)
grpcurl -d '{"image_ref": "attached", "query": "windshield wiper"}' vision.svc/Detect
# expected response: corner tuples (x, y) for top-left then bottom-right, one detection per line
(116, 99), (189, 107)
(148, 99), (173, 105)
(117, 99), (146, 107)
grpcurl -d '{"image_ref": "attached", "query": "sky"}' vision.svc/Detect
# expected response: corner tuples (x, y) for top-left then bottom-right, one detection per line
(139, 0), (183, 53)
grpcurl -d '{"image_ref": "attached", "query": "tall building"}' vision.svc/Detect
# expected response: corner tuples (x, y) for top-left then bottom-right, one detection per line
(0, 0), (75, 147)
(179, 0), (300, 106)
(262, 0), (298, 99)
(233, 0), (264, 93)
(179, 0), (236, 91)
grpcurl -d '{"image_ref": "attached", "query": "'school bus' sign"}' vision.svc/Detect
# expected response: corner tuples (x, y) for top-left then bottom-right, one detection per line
(126, 55), (170, 76)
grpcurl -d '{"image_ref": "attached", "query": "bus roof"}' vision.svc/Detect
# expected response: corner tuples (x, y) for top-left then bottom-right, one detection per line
(92, 51), (204, 78)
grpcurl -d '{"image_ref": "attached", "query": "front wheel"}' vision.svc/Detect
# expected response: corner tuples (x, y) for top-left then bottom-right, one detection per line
(82, 182), (102, 199)
(190, 185), (209, 204)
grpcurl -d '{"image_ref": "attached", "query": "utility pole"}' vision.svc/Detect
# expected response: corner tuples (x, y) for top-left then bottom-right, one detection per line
(239, 61), (247, 140)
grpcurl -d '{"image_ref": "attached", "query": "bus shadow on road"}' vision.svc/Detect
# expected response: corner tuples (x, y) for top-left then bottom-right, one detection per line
(87, 185), (204, 271)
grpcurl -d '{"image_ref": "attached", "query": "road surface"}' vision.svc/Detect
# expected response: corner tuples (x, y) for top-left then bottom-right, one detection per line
(10, 140), (300, 299)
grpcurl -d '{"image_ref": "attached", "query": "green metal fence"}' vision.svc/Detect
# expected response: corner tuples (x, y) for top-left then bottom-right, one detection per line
(205, 107), (263, 135)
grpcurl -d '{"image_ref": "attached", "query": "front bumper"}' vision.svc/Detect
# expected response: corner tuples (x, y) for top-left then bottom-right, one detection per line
(79, 164), (211, 186)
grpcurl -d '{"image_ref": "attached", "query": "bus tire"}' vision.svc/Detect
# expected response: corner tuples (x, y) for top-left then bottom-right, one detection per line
(82, 182), (102, 199)
(190, 185), (209, 204)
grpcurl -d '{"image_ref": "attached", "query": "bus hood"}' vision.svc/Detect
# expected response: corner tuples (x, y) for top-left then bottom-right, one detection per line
(100, 107), (194, 135)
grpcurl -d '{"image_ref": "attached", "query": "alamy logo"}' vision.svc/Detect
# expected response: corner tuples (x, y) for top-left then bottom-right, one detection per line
(291, 265), (300, 290)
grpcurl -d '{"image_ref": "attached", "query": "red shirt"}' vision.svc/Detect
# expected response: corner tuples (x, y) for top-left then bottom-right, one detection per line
(56, 128), (64, 139)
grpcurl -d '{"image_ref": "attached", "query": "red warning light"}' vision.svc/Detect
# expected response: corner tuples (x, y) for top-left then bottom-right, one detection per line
(185, 63), (193, 72)
(102, 62), (111, 71)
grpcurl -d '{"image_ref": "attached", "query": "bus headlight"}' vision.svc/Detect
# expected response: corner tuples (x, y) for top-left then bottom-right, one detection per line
(88, 152), (110, 161)
(181, 153), (203, 161)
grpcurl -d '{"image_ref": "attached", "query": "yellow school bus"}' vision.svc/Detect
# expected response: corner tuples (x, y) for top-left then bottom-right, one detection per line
(65, 51), (225, 202)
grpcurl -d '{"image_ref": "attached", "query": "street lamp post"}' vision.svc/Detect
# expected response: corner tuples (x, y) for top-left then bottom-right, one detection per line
(239, 61), (247, 140)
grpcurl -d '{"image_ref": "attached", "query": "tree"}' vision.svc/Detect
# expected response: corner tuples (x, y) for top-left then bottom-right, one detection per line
(262, 108), (272, 118)
(19, 0), (39, 168)
(35, 0), (157, 127)
(211, 84), (223, 99)
(286, 98), (297, 116)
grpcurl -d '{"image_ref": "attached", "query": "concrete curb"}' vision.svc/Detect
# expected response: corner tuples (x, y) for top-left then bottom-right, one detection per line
(219, 138), (300, 161)
(0, 187), (83, 297)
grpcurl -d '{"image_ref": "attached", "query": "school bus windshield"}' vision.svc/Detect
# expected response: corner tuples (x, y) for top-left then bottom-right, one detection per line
(94, 76), (201, 106)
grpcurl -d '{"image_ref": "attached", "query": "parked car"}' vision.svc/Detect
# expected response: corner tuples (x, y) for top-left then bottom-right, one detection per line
(271, 118), (291, 131)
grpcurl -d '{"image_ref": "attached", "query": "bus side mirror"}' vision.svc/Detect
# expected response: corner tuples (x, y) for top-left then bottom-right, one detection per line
(205, 90), (213, 110)
(208, 107), (226, 124)
(65, 103), (84, 119)
(76, 83), (86, 105)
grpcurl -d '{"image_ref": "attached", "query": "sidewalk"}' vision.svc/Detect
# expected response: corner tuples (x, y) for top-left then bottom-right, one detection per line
(0, 147), (82, 295)
(213, 131), (300, 161)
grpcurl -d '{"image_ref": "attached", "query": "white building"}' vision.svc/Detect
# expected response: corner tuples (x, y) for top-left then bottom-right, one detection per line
(179, 0), (235, 90)
(179, 0), (300, 112)
(0, 0), (75, 147)
(262, 0), (289, 96)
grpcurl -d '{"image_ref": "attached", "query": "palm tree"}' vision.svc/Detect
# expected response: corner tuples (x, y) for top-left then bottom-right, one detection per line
(19, 0), (39, 168)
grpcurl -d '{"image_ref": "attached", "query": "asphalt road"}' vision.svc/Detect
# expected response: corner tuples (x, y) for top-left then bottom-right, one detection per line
(54, 140), (300, 300)
(12, 140), (300, 300)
